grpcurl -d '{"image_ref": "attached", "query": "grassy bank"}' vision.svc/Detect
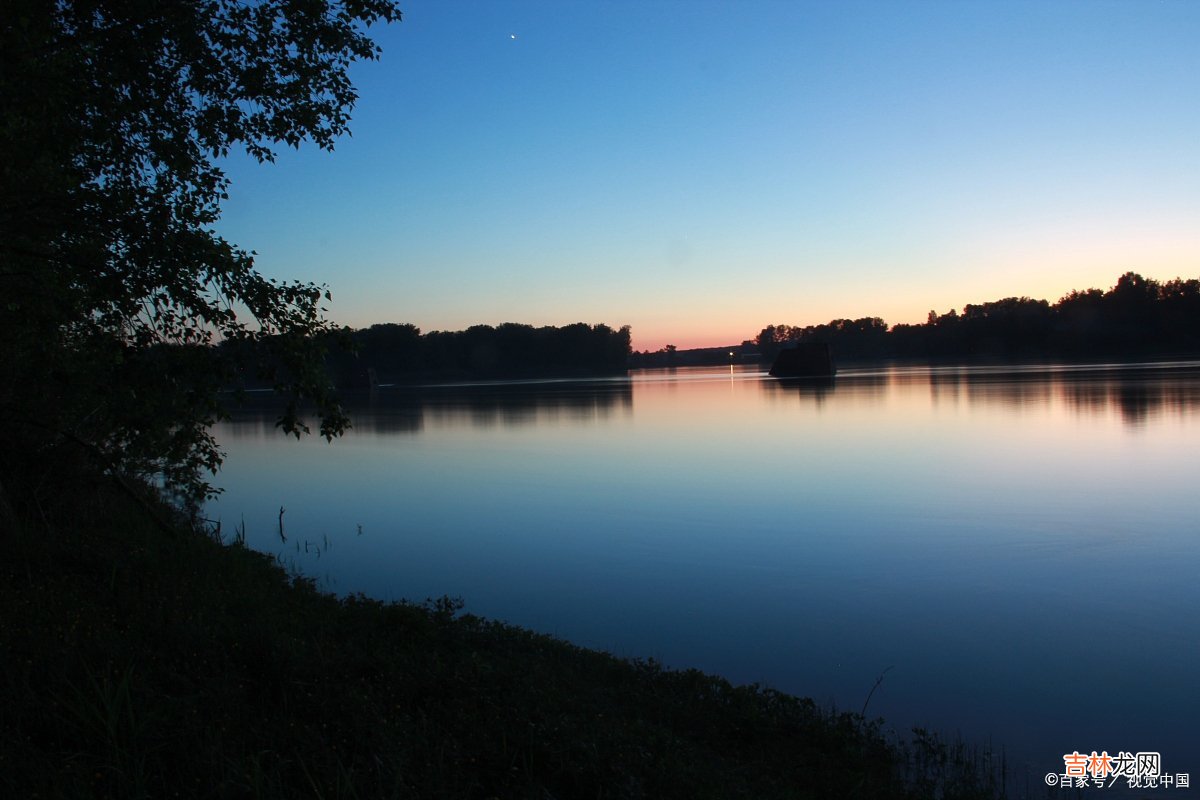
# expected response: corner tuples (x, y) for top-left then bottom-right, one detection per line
(0, 478), (1001, 799)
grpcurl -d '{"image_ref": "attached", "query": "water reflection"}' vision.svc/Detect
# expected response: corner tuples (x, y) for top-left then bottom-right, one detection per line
(1056, 368), (1200, 424)
(418, 380), (633, 431)
(996, 363), (1200, 424)
(210, 361), (1200, 786)
(760, 375), (839, 404)
(222, 379), (634, 438)
(221, 362), (1200, 436)
(836, 361), (1200, 425)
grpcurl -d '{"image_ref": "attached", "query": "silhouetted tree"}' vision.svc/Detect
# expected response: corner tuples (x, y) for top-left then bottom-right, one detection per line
(1, 1), (401, 507)
(1158, 278), (1200, 351)
(756, 272), (1200, 364)
(1105, 271), (1161, 347)
(332, 322), (632, 382)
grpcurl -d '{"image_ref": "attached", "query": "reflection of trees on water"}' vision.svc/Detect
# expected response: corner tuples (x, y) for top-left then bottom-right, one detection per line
(419, 383), (633, 430)
(220, 365), (1200, 436)
(758, 363), (1200, 425)
(921, 365), (1200, 425)
(218, 382), (634, 437)
(761, 376), (838, 405)
(762, 373), (896, 407)
(1058, 371), (1200, 425)
(929, 369), (1058, 410)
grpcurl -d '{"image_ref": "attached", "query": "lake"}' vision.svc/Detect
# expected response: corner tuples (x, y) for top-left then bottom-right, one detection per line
(210, 361), (1200, 790)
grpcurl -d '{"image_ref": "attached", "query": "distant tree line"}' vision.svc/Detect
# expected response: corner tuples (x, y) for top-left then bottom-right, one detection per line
(757, 272), (1200, 362)
(224, 272), (1199, 391)
(628, 343), (761, 368)
(756, 318), (890, 362)
(318, 322), (632, 386)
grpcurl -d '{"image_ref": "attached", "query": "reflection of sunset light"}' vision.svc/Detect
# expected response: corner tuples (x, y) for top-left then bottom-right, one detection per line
(211, 361), (1200, 774)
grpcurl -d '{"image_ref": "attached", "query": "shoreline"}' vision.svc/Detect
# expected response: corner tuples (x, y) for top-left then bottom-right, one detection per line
(2, 477), (1003, 798)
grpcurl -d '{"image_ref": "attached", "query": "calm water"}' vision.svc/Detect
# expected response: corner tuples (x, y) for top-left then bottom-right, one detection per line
(211, 362), (1200, 787)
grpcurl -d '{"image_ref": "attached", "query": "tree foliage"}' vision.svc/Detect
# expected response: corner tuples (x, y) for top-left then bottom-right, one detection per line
(755, 318), (889, 361)
(1, 1), (401, 509)
(322, 322), (633, 385)
(757, 272), (1200, 363)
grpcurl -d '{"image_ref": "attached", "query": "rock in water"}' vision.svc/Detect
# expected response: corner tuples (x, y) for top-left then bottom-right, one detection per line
(768, 343), (835, 377)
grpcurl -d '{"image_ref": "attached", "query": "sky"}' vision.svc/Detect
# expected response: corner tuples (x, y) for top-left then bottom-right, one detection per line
(216, 0), (1200, 352)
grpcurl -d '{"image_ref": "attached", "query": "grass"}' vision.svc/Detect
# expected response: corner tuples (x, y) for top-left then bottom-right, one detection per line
(0, 473), (1006, 799)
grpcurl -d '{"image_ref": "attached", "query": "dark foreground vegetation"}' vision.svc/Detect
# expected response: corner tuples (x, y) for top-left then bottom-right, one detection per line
(0, 4), (1007, 795)
(0, 474), (1006, 799)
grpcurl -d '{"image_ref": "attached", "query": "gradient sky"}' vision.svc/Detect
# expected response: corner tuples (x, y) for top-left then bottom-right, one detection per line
(216, 0), (1200, 351)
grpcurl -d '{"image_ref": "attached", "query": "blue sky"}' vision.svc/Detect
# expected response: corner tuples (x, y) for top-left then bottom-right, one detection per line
(216, 0), (1200, 351)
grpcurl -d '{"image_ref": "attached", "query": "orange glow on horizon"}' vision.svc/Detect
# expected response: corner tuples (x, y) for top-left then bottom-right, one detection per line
(628, 264), (1200, 354)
